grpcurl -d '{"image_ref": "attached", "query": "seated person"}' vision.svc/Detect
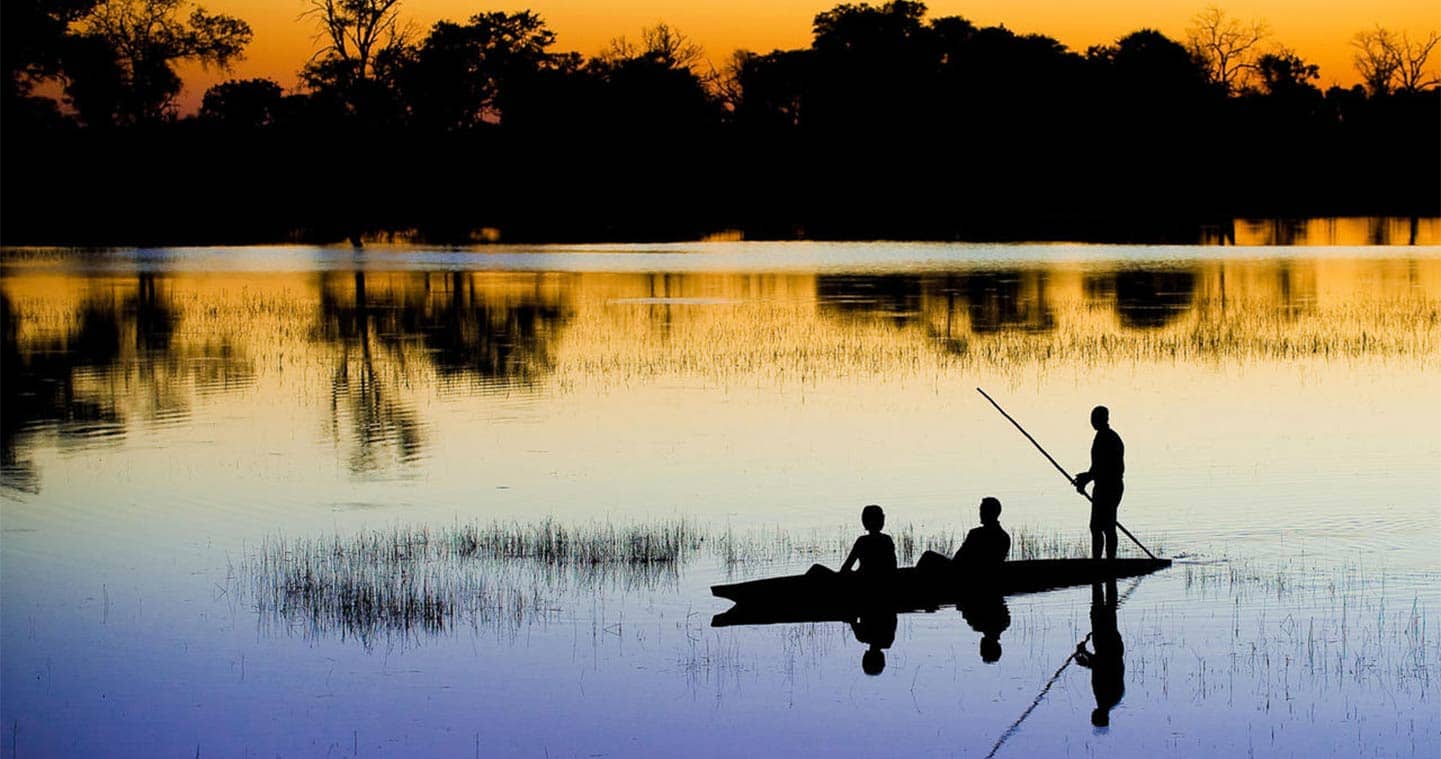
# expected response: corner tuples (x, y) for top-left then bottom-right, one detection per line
(842, 504), (897, 575)
(955, 496), (1010, 566)
(810, 504), (897, 577)
(917, 496), (1010, 572)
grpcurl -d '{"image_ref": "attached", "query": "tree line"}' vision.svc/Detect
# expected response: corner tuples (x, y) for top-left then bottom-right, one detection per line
(3, 0), (1438, 244)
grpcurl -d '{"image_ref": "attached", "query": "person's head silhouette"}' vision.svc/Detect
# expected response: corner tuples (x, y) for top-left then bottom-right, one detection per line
(980, 635), (1002, 663)
(979, 496), (1002, 525)
(1091, 707), (1110, 727)
(1090, 406), (1109, 430)
(862, 648), (886, 675)
(861, 504), (885, 533)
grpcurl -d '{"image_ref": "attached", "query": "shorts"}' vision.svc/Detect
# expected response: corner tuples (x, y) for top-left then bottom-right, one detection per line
(1090, 484), (1123, 530)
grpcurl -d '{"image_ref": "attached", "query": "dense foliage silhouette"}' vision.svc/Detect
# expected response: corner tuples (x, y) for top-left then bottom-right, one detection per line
(2, 1), (1437, 244)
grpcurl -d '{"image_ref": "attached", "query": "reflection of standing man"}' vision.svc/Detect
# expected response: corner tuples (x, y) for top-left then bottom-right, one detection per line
(1074, 406), (1124, 561)
(1074, 580), (1124, 727)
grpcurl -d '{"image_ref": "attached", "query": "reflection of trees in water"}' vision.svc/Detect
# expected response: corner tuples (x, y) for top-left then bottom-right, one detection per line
(314, 271), (572, 473)
(808, 263), (1424, 368)
(1, 277), (254, 493)
(1083, 269), (1199, 329)
(2, 294), (119, 493)
(820, 272), (1054, 333)
(1113, 270), (1198, 329)
(416, 272), (570, 386)
(959, 271), (1055, 334)
(317, 272), (426, 474)
(817, 275), (925, 326)
(1228, 218), (1427, 246)
(818, 272), (1056, 356)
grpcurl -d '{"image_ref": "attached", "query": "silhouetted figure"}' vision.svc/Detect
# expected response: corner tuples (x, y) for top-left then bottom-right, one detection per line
(841, 504), (898, 575)
(959, 592), (1011, 663)
(808, 504), (896, 578)
(916, 496), (1009, 572)
(956, 496), (1011, 566)
(851, 610), (898, 675)
(1074, 580), (1124, 727)
(1074, 406), (1124, 560)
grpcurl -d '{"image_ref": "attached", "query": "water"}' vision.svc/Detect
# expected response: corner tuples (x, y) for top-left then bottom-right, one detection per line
(2, 240), (1439, 758)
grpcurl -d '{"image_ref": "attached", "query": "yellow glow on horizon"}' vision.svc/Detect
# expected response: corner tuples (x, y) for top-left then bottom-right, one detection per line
(174, 0), (1441, 112)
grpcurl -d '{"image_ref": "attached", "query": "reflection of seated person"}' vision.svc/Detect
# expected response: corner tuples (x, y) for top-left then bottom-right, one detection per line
(809, 504), (897, 578)
(917, 497), (1011, 572)
(1074, 580), (1124, 727)
(851, 611), (898, 675)
(959, 592), (1011, 663)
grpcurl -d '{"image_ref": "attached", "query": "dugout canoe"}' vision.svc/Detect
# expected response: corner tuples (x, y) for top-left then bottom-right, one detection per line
(711, 557), (1170, 627)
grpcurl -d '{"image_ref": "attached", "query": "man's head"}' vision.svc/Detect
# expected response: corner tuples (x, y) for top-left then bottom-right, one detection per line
(1091, 707), (1110, 727)
(862, 649), (886, 675)
(1090, 405), (1110, 430)
(979, 496), (1002, 525)
(861, 504), (885, 532)
(980, 636), (1002, 663)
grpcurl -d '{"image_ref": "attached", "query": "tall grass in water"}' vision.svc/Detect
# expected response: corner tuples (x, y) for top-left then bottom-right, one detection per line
(246, 520), (700, 646)
(450, 518), (699, 567)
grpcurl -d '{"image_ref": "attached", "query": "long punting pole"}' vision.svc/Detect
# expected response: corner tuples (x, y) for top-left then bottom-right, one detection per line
(975, 387), (1159, 561)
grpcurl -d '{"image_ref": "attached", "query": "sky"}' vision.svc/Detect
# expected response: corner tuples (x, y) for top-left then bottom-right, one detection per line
(176, 0), (1441, 111)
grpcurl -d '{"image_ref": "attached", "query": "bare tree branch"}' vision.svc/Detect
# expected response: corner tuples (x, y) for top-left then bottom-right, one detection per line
(1186, 6), (1269, 94)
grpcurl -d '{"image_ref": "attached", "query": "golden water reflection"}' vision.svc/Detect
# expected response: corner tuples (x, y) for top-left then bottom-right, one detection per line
(3, 258), (1438, 491)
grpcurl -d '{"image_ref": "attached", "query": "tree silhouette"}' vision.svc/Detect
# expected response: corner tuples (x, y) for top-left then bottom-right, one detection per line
(1256, 50), (1321, 99)
(397, 11), (557, 130)
(300, 0), (408, 119)
(2, 0), (98, 111)
(199, 77), (283, 126)
(1353, 27), (1440, 95)
(1353, 27), (1402, 95)
(808, 1), (932, 132)
(2, 0), (1437, 245)
(590, 23), (719, 133)
(1186, 6), (1269, 94)
(77, 0), (251, 123)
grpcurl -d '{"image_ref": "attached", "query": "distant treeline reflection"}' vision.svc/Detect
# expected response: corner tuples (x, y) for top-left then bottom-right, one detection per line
(2, 262), (1436, 490)
(2, 2), (1437, 244)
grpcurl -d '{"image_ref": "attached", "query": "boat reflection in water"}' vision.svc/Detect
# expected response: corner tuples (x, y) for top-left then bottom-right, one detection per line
(712, 558), (1160, 681)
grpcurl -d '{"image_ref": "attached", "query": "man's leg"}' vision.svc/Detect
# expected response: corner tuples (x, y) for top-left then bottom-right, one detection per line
(1091, 528), (1103, 560)
(1103, 527), (1117, 560)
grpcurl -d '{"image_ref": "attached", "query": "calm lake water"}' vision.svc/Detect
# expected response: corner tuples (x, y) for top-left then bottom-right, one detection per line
(2, 236), (1439, 758)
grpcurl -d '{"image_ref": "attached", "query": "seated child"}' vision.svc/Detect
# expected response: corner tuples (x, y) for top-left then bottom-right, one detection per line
(810, 504), (897, 577)
(841, 504), (898, 575)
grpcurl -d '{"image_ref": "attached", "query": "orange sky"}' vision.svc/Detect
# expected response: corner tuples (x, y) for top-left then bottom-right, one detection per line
(176, 0), (1441, 112)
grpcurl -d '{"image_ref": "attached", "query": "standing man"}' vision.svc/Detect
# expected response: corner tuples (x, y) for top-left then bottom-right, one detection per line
(1074, 406), (1124, 560)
